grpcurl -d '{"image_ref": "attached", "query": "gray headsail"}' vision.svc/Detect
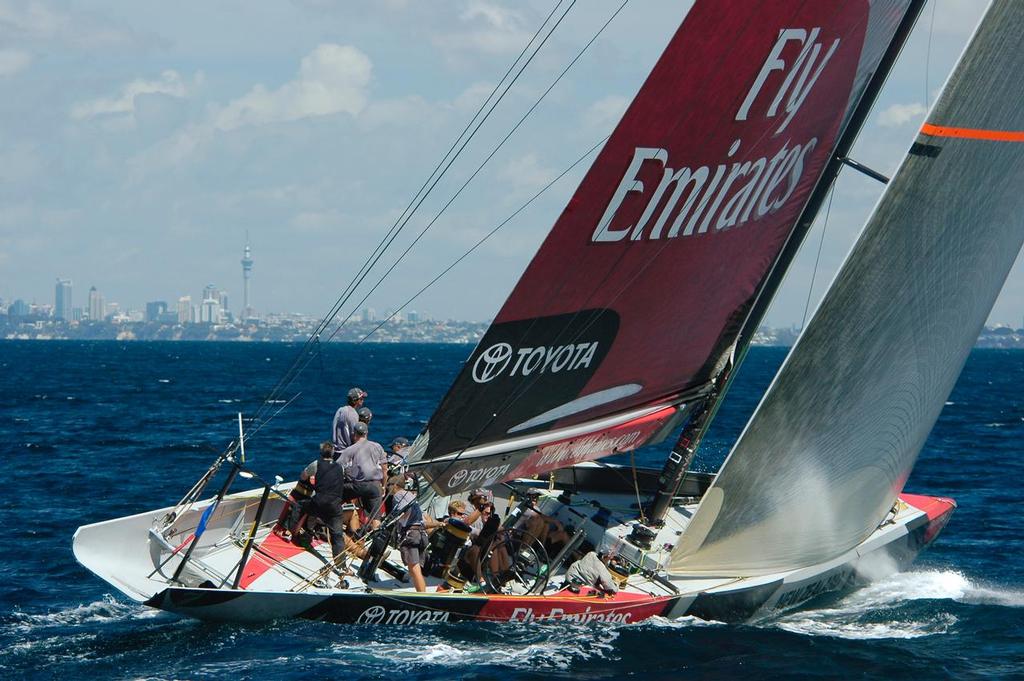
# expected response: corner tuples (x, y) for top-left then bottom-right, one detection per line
(671, 0), (1024, 576)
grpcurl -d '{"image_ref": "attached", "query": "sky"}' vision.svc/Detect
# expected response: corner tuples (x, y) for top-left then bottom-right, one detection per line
(1, 0), (1015, 327)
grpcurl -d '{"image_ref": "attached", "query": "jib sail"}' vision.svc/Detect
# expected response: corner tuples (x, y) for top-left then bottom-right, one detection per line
(411, 0), (921, 494)
(670, 0), (1024, 576)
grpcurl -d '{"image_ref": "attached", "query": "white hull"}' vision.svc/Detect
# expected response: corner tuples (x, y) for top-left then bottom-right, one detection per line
(73, 464), (954, 624)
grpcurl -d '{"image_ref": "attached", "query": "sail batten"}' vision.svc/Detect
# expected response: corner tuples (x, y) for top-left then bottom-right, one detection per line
(413, 0), (922, 494)
(670, 0), (1024, 576)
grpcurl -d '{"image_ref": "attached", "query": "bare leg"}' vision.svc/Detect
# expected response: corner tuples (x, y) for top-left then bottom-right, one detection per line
(408, 563), (426, 592)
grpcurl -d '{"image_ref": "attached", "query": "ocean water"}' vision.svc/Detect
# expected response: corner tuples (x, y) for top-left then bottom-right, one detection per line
(1, 341), (1022, 680)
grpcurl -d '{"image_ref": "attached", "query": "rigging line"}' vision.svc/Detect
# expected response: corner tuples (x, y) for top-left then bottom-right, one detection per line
(256, 0), (620, 439)
(316, 0), (589, 348)
(351, 2), (634, 483)
(925, 0), (937, 108)
(248, 1), (571, 424)
(249, 1), (577, 423)
(800, 182), (836, 330)
(321, 0), (626, 351)
(355, 137), (609, 345)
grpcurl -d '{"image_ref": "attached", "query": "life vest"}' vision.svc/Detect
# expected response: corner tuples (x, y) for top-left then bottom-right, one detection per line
(313, 458), (345, 504)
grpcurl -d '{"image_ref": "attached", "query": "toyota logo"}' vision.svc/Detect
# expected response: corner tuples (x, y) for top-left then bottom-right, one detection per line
(356, 605), (386, 624)
(471, 343), (513, 383)
(448, 469), (469, 488)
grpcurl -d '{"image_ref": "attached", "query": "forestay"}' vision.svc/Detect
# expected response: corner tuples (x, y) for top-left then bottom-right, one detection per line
(671, 0), (1024, 576)
(411, 0), (920, 495)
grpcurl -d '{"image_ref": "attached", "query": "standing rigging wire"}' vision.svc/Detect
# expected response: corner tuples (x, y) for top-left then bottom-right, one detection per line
(925, 0), (937, 108)
(248, 0), (631, 441)
(318, 0), (627, 348)
(245, 0), (575, 429)
(354, 136), (610, 345)
(800, 183), (837, 330)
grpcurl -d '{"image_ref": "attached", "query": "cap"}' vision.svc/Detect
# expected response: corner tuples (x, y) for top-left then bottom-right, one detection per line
(353, 421), (369, 436)
(469, 488), (493, 503)
(390, 436), (410, 450)
(357, 406), (373, 422)
(347, 387), (367, 402)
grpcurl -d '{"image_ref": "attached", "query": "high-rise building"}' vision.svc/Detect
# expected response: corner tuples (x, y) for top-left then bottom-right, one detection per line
(8, 299), (29, 316)
(87, 286), (105, 321)
(202, 283), (218, 303)
(146, 301), (168, 322)
(177, 296), (192, 324)
(241, 235), (254, 319)
(200, 297), (220, 324)
(54, 279), (72, 320)
(407, 310), (419, 322)
(361, 307), (376, 322)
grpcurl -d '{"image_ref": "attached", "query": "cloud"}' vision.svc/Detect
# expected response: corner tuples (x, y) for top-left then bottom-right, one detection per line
(70, 70), (191, 121)
(583, 95), (629, 134)
(500, 152), (556, 192)
(213, 44), (371, 131)
(0, 48), (30, 76)
(434, 1), (531, 57)
(877, 102), (927, 128)
(0, 0), (148, 50)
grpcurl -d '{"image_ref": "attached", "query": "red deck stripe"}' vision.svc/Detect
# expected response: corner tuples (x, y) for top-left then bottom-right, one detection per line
(921, 122), (1024, 142)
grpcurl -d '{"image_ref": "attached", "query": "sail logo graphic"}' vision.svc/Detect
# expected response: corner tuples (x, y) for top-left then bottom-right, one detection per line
(737, 27), (839, 134)
(593, 26), (839, 244)
(472, 342), (513, 383)
(471, 342), (600, 384)
(447, 463), (511, 489)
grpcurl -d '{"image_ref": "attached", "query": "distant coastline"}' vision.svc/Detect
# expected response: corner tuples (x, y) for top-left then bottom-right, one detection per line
(2, 316), (1023, 348)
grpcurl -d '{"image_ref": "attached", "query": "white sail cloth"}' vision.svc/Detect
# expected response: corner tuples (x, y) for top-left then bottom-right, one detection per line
(671, 0), (1024, 576)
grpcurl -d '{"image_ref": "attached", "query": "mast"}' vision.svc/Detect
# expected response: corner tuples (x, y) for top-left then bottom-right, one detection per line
(648, 0), (929, 522)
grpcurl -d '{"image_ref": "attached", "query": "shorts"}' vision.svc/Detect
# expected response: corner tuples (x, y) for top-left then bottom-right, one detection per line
(399, 527), (428, 566)
(343, 480), (384, 516)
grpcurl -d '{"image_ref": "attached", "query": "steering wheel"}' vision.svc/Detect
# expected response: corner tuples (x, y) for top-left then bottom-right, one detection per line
(482, 529), (550, 595)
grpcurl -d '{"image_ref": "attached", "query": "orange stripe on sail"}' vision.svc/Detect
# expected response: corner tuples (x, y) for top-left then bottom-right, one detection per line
(921, 122), (1024, 142)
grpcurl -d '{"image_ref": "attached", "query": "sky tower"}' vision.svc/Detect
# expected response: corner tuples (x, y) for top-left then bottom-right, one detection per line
(241, 233), (254, 319)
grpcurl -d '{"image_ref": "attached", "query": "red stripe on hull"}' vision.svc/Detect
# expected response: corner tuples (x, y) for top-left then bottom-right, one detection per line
(900, 493), (956, 545)
(477, 587), (674, 624)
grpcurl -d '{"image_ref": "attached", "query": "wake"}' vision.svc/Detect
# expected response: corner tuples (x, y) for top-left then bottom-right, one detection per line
(769, 569), (1024, 639)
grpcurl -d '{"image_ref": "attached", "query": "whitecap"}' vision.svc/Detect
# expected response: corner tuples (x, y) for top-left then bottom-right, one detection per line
(157, 379), (171, 383)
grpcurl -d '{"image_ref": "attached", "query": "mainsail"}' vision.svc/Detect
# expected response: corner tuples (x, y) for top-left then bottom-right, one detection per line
(671, 0), (1024, 576)
(411, 0), (921, 494)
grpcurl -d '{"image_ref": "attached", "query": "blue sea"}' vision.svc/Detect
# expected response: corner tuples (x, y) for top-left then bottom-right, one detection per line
(2, 341), (1022, 680)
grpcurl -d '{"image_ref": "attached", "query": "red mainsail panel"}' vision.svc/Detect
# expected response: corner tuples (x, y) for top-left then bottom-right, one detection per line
(422, 0), (912, 468)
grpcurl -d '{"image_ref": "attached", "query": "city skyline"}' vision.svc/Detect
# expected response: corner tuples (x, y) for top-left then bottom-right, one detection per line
(2, 2), (1021, 326)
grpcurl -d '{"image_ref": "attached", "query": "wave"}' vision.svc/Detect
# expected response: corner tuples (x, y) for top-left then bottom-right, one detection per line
(326, 623), (622, 671)
(3, 595), (163, 635)
(765, 570), (1024, 640)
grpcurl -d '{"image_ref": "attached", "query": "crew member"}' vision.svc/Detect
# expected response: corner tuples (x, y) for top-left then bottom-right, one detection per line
(300, 441), (348, 562)
(461, 489), (500, 593)
(564, 551), (619, 595)
(515, 491), (570, 554)
(387, 474), (428, 592)
(338, 421), (388, 528)
(332, 387), (367, 455)
(387, 436), (410, 476)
